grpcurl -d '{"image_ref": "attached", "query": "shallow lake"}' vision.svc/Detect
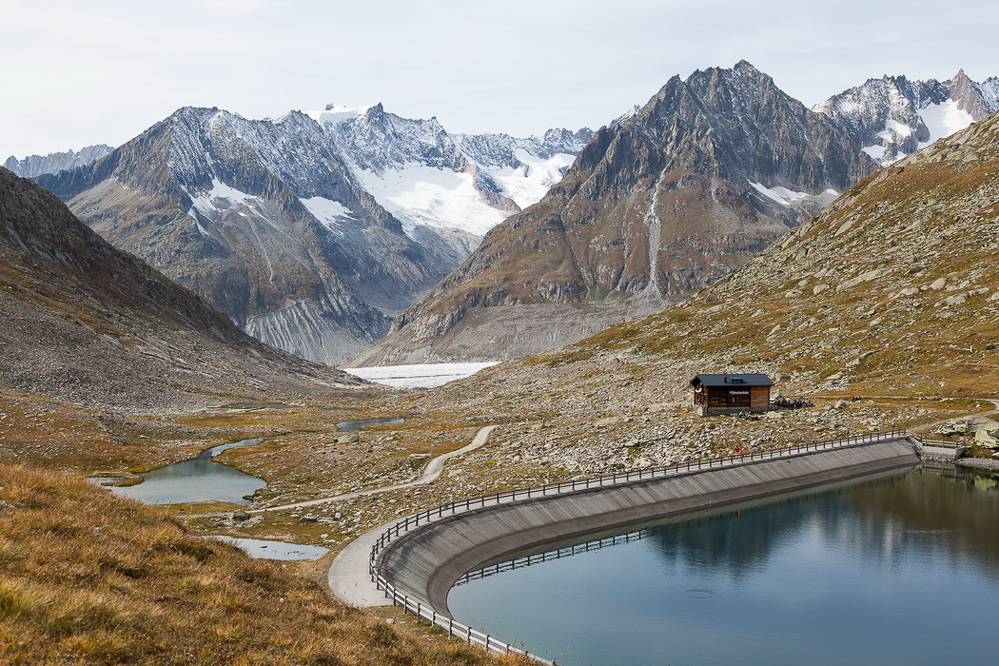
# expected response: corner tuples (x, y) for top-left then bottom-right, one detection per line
(336, 417), (404, 431)
(108, 438), (266, 505)
(214, 536), (329, 561)
(447, 465), (999, 665)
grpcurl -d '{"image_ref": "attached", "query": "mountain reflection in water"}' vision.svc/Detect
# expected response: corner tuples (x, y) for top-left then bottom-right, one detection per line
(449, 466), (999, 666)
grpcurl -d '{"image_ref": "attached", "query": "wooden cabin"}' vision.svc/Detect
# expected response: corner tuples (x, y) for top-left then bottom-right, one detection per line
(690, 374), (774, 417)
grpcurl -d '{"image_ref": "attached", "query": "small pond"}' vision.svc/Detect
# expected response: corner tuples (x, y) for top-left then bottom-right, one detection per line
(336, 417), (404, 431)
(107, 438), (266, 505)
(213, 536), (329, 561)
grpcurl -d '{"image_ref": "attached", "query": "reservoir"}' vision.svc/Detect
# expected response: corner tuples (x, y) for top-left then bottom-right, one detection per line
(108, 438), (266, 505)
(447, 465), (999, 665)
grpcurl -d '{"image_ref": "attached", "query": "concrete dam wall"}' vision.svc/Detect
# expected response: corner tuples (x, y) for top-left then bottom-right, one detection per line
(376, 437), (921, 616)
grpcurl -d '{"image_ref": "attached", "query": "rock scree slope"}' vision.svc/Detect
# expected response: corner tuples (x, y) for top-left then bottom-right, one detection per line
(0, 166), (365, 411)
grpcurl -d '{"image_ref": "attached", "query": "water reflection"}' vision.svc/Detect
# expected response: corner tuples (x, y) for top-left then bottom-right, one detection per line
(448, 466), (999, 665)
(335, 417), (404, 431)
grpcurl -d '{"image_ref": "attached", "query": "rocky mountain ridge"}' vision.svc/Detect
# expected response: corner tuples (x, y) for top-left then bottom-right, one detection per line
(0, 166), (365, 411)
(351, 61), (878, 366)
(35, 104), (589, 366)
(4, 145), (113, 178)
(813, 69), (999, 165)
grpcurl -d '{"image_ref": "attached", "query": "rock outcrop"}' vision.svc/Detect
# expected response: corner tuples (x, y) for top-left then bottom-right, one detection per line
(4, 145), (113, 178)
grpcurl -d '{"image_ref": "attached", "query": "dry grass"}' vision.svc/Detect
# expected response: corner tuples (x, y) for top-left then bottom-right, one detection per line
(0, 464), (530, 665)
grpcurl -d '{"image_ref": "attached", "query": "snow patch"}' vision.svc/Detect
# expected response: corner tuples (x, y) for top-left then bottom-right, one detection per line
(862, 144), (886, 160)
(918, 100), (974, 148)
(749, 182), (810, 207)
(487, 150), (576, 209)
(301, 196), (355, 235)
(835, 99), (860, 114)
(354, 164), (507, 237)
(344, 362), (500, 389)
(305, 103), (376, 128)
(883, 119), (913, 138)
(187, 178), (258, 219)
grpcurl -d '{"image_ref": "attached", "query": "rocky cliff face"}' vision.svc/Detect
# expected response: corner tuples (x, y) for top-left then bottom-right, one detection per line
(0, 167), (364, 411)
(573, 107), (999, 396)
(813, 70), (999, 165)
(351, 61), (878, 366)
(4, 145), (113, 178)
(34, 105), (588, 366)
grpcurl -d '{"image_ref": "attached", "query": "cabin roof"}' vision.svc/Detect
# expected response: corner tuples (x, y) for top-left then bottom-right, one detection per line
(689, 373), (774, 388)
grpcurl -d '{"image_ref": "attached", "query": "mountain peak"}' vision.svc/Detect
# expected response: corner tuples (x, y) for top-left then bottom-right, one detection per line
(307, 102), (378, 127)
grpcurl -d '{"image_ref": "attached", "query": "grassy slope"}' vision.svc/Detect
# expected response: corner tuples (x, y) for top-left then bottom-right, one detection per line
(0, 464), (527, 665)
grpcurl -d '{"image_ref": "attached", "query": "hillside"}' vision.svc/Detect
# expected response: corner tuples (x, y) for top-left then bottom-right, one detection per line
(352, 61), (878, 366)
(0, 463), (527, 665)
(404, 110), (999, 477)
(0, 166), (364, 411)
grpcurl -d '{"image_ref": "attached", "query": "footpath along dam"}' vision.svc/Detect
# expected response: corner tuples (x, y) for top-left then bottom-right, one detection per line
(346, 431), (925, 660)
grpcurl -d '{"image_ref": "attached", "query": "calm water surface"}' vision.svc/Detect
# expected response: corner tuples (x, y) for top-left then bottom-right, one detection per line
(336, 417), (404, 431)
(109, 438), (266, 505)
(447, 466), (999, 665)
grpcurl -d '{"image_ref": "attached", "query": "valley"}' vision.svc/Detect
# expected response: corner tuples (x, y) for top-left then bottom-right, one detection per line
(4, 59), (999, 665)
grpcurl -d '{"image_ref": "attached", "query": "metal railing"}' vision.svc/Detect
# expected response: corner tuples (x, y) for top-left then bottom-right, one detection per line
(372, 572), (551, 664)
(369, 427), (908, 561)
(910, 434), (965, 449)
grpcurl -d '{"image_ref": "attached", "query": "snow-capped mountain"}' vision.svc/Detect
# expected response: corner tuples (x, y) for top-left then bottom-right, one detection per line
(351, 61), (879, 366)
(34, 105), (590, 366)
(451, 127), (594, 210)
(813, 70), (999, 165)
(308, 103), (590, 237)
(4, 144), (113, 178)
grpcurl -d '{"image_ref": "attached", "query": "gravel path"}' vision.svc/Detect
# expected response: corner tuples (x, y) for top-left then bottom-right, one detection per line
(253, 425), (499, 514)
(325, 425), (499, 606)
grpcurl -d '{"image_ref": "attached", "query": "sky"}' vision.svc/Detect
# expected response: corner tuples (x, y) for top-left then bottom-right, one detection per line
(2, 0), (997, 160)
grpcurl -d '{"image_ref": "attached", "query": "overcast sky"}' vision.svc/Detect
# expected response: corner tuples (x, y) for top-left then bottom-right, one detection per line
(2, 0), (997, 159)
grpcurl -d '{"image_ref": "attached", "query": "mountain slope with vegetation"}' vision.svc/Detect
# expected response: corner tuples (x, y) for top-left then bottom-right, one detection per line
(0, 166), (364, 411)
(403, 110), (999, 478)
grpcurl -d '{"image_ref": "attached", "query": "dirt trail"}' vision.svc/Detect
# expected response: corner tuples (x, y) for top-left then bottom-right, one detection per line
(249, 425), (499, 514)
